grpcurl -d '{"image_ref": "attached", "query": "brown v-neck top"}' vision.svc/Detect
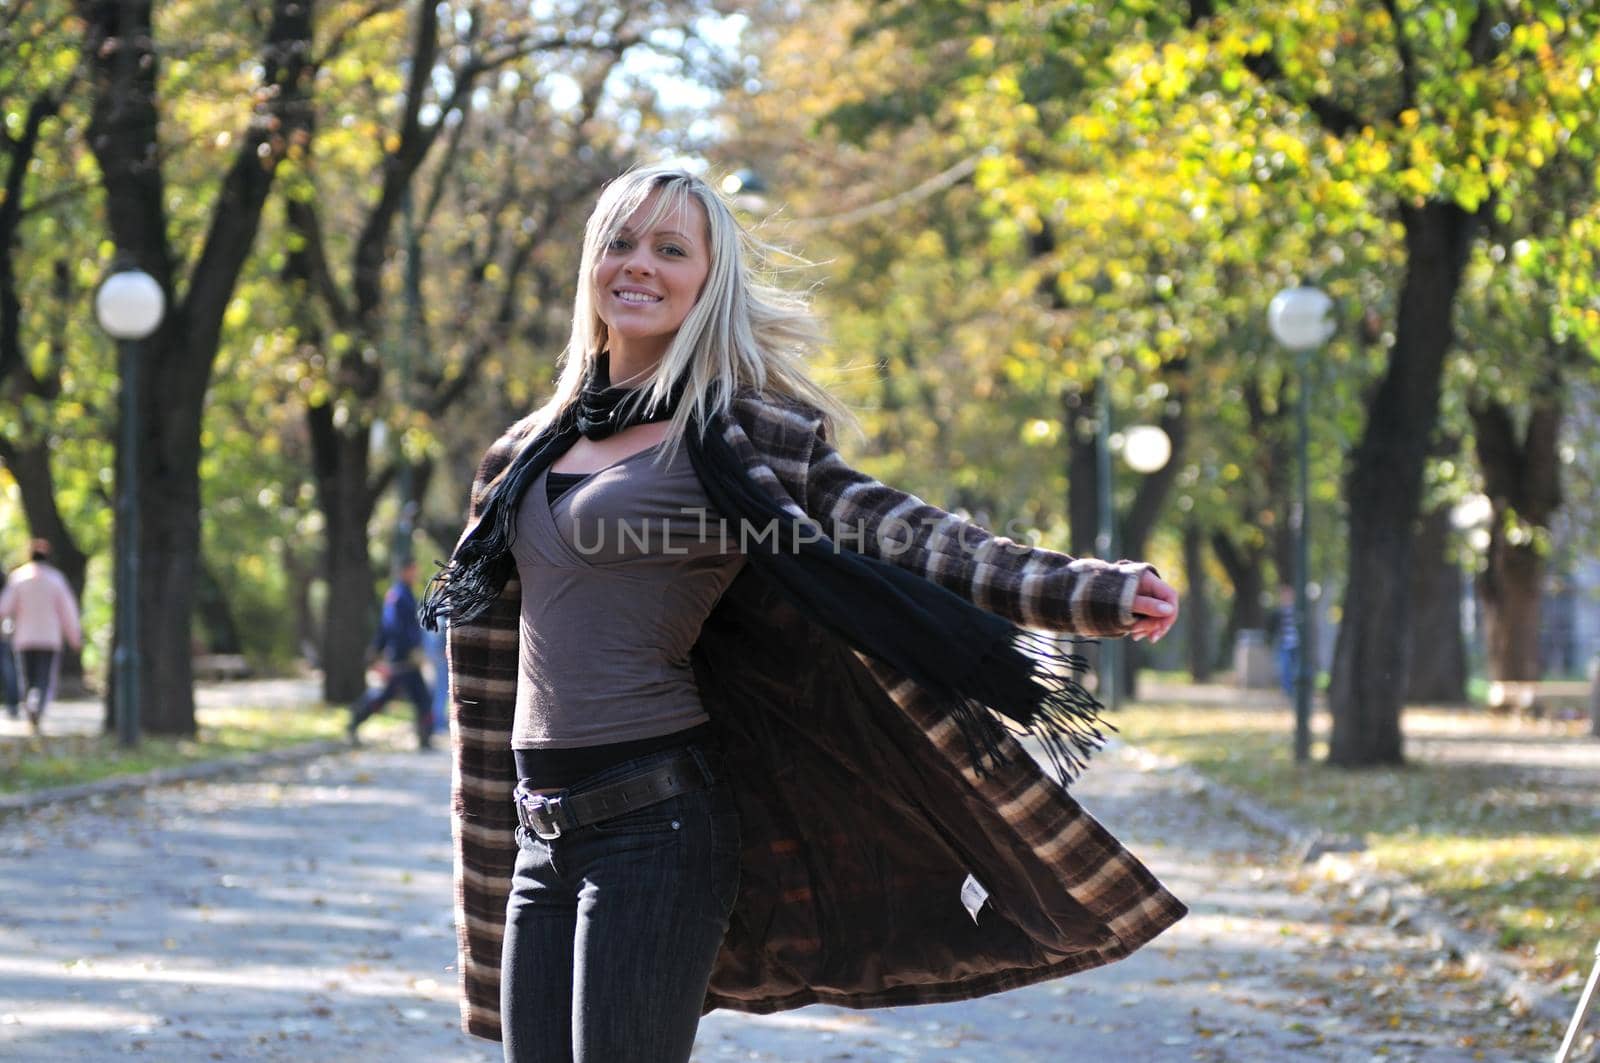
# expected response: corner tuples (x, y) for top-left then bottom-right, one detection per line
(508, 440), (746, 751)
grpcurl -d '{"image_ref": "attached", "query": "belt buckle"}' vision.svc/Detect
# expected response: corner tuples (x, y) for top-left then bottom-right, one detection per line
(524, 793), (564, 841)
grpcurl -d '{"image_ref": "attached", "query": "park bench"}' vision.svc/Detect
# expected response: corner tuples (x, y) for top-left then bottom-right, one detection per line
(192, 653), (252, 681)
(1485, 679), (1592, 722)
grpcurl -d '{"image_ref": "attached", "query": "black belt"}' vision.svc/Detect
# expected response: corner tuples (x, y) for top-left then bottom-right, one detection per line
(513, 750), (707, 841)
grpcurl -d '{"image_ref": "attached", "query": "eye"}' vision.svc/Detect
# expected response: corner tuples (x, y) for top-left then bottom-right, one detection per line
(660, 244), (686, 257)
(607, 237), (632, 252)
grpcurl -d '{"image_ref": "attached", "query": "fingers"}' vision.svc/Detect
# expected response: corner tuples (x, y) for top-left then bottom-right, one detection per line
(1136, 570), (1179, 603)
(1132, 594), (1176, 618)
(1128, 614), (1176, 643)
(1124, 567), (1181, 643)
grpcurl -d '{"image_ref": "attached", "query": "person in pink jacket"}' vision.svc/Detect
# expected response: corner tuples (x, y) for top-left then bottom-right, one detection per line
(0, 539), (82, 733)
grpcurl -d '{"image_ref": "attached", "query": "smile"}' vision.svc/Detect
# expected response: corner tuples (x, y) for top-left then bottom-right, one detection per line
(614, 289), (662, 304)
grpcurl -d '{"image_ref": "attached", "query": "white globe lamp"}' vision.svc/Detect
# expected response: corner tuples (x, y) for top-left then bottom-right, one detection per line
(1122, 425), (1172, 474)
(1267, 286), (1336, 351)
(95, 269), (166, 340)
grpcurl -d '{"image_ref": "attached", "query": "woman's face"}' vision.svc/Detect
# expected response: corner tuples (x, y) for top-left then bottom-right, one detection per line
(593, 190), (712, 367)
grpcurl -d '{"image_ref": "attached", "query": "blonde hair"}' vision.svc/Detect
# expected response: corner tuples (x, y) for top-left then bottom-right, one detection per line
(524, 164), (851, 455)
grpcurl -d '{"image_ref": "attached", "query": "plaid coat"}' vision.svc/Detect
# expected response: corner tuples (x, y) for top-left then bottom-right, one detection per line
(447, 390), (1187, 1041)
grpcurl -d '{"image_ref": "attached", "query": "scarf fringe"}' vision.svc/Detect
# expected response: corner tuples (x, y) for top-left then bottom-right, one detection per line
(946, 694), (1010, 779)
(419, 362), (687, 633)
(419, 549), (514, 630)
(998, 629), (1116, 786)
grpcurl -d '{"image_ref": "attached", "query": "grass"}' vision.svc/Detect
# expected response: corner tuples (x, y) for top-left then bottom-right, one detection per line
(0, 703), (413, 796)
(1114, 698), (1600, 982)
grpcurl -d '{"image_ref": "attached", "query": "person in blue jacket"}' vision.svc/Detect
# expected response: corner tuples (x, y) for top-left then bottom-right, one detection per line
(348, 557), (434, 750)
(423, 617), (450, 736)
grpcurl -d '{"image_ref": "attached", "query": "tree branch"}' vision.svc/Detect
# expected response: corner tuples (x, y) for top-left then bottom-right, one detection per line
(1465, 3), (1501, 66)
(416, 103), (473, 234)
(367, 459), (398, 513)
(1469, 399), (1519, 506)
(312, 0), (405, 67)
(285, 196), (354, 327)
(1379, 0), (1418, 108)
(0, 82), (71, 392)
(350, 0), (441, 319)
(181, 0), (315, 358)
(1241, 46), (1368, 135)
(789, 155), (981, 233)
(17, 178), (97, 218)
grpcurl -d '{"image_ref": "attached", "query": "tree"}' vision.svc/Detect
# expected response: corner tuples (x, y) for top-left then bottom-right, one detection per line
(277, 1), (709, 700)
(1218, 4), (1600, 765)
(1026, 0), (1600, 764)
(1451, 174), (1600, 682)
(79, 0), (314, 734)
(0, 4), (95, 687)
(721, 0), (1369, 701)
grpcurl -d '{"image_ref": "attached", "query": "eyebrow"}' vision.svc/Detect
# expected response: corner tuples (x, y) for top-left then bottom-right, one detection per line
(618, 226), (695, 242)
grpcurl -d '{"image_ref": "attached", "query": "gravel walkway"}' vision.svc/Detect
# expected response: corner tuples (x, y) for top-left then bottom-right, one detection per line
(0, 738), (1579, 1061)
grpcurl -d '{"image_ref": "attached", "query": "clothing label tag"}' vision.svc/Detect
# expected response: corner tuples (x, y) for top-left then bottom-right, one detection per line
(960, 873), (989, 924)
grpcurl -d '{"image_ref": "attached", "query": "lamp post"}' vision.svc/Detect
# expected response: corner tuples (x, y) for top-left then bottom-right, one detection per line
(95, 264), (166, 748)
(1116, 424), (1173, 705)
(1095, 378), (1117, 710)
(1268, 285), (1335, 763)
(1094, 386), (1172, 712)
(1451, 492), (1493, 680)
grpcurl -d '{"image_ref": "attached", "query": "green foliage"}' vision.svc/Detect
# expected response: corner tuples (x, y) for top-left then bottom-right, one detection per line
(726, 0), (1600, 640)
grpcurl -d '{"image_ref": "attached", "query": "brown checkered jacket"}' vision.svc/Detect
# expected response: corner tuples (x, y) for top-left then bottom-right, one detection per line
(447, 390), (1186, 1041)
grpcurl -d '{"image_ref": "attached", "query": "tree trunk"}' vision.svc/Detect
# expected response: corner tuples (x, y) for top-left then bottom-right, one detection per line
(1183, 521), (1215, 681)
(1472, 393), (1562, 682)
(280, 537), (322, 669)
(136, 405), (205, 733)
(1406, 504), (1468, 703)
(1211, 529), (1267, 642)
(1328, 202), (1476, 766)
(1478, 540), (1545, 681)
(195, 557), (243, 655)
(310, 401), (379, 703)
(83, 0), (314, 735)
(1064, 385), (1099, 558)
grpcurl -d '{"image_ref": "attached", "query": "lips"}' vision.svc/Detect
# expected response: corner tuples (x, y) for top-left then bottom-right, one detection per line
(613, 288), (662, 304)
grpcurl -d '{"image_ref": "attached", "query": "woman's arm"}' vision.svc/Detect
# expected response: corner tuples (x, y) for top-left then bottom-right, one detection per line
(801, 430), (1177, 639)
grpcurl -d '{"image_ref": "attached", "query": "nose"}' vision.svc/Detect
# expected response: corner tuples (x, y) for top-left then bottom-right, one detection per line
(622, 249), (654, 276)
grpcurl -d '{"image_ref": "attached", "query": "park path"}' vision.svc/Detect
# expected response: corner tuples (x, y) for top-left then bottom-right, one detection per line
(0, 677), (325, 745)
(0, 737), (1574, 1062)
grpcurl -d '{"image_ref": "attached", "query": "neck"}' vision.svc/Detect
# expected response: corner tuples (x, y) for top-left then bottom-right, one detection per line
(605, 339), (665, 389)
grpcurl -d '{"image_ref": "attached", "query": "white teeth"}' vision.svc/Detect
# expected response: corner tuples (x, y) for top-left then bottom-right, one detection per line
(616, 291), (660, 304)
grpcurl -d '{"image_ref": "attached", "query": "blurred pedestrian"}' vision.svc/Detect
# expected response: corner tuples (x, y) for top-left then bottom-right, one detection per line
(1269, 583), (1301, 699)
(0, 567), (18, 720)
(422, 616), (450, 736)
(347, 557), (434, 750)
(0, 539), (83, 734)
(422, 166), (1183, 1061)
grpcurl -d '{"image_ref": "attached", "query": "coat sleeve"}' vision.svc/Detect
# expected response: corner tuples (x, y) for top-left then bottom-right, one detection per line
(799, 428), (1150, 638)
(444, 426), (531, 1042)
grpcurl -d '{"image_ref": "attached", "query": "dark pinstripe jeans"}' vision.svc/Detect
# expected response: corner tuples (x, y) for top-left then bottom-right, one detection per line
(500, 745), (740, 1063)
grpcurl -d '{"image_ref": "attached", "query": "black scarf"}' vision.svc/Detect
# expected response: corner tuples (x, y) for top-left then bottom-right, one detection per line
(573, 352), (687, 440)
(421, 376), (1109, 783)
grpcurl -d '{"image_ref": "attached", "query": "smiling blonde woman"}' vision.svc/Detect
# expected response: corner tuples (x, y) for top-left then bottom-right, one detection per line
(423, 165), (1185, 1063)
